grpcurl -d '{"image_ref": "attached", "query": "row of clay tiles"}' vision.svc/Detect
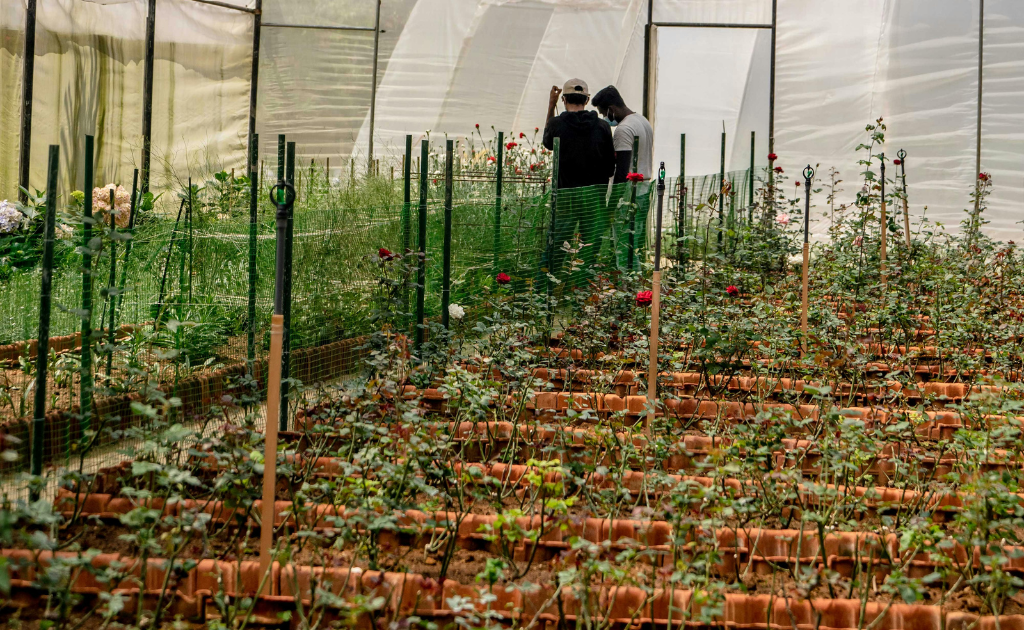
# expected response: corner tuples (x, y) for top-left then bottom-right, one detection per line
(452, 367), (990, 403)
(64, 453), (990, 529)
(1, 548), (1016, 630)
(57, 491), (1024, 579)
(0, 334), (369, 475)
(0, 325), (138, 366)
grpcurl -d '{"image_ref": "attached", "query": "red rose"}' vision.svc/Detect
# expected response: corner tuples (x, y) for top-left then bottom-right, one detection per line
(519, 132), (525, 139)
(378, 247), (394, 261)
(979, 172), (990, 182)
(626, 172), (644, 183)
(893, 158), (901, 165)
(795, 181), (801, 187)
(635, 290), (653, 307)
(726, 285), (739, 297)
(475, 123), (479, 129)
(487, 156), (496, 163)
(496, 272), (511, 285)
(433, 179), (438, 185)
(506, 142), (517, 150)
(774, 166), (784, 173)
(768, 153), (778, 161)
(530, 164), (537, 171)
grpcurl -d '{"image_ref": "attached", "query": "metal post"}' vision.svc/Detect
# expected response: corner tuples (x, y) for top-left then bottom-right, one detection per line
(441, 140), (454, 328)
(18, 0), (37, 203)
(247, 134), (259, 368)
(104, 188), (118, 378)
(975, 0), (984, 191)
(768, 0), (777, 206)
(80, 136), (95, 435)
(718, 131), (725, 245)
(29, 146), (58, 497)
(545, 138), (560, 295)
(493, 132), (504, 273)
(260, 145), (295, 589)
(880, 156), (887, 285)
(247, 0), (262, 173)
(402, 135), (412, 327)
(415, 139), (428, 355)
(642, 0), (654, 119)
(141, 0), (157, 194)
(898, 148), (910, 248)
(801, 165), (813, 353)
(114, 169), (139, 319)
(646, 162), (665, 433)
(279, 141), (295, 432)
(627, 135), (640, 271)
(368, 0), (382, 166)
(678, 133), (685, 268)
(749, 131), (755, 207)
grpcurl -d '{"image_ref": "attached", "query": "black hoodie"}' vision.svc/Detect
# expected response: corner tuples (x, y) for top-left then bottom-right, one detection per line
(542, 110), (616, 190)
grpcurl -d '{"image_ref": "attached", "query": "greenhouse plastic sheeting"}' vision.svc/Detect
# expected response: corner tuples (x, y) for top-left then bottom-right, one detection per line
(1, 0), (1023, 237)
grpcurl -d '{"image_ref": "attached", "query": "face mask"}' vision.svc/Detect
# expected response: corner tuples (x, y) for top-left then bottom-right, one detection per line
(605, 116), (618, 127)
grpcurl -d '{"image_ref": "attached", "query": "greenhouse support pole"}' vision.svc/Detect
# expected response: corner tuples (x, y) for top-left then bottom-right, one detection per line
(975, 0), (984, 196)
(247, 134), (259, 368)
(899, 148), (910, 248)
(104, 189), (118, 379)
(260, 154), (294, 593)
(749, 131), (755, 208)
(801, 165), (813, 354)
(141, 0), (156, 194)
(80, 136), (96, 436)
(493, 132), (504, 274)
(717, 131), (725, 246)
(626, 135), (640, 271)
(29, 146), (58, 499)
(415, 139), (428, 356)
(767, 0), (777, 209)
(368, 0), (381, 166)
(402, 135), (412, 327)
(247, 0), (262, 174)
(18, 0), (37, 203)
(642, 0), (653, 119)
(880, 157), (887, 286)
(646, 162), (665, 434)
(278, 141), (295, 433)
(678, 133), (685, 269)
(441, 140), (454, 328)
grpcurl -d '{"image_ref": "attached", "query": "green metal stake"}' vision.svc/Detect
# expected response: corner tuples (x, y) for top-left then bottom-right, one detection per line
(104, 188), (118, 379)
(441, 139), (453, 328)
(749, 131), (755, 209)
(493, 131), (504, 274)
(247, 134), (258, 369)
(402, 135), (412, 328)
(80, 135), (95, 437)
(415, 139), (428, 355)
(545, 138), (560, 301)
(114, 169), (139, 320)
(718, 131), (726, 247)
(279, 141), (295, 432)
(30, 145), (58, 499)
(626, 135), (640, 271)
(678, 133), (685, 270)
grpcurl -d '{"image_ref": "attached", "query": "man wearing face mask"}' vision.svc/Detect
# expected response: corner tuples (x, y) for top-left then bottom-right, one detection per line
(591, 85), (654, 270)
(591, 85), (653, 184)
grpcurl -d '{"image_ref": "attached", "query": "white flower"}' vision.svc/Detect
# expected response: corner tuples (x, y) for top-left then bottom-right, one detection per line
(0, 200), (24, 234)
(448, 303), (465, 320)
(775, 213), (791, 226)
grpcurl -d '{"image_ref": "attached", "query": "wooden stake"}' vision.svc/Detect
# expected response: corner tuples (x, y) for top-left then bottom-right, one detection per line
(258, 313), (284, 593)
(646, 270), (661, 434)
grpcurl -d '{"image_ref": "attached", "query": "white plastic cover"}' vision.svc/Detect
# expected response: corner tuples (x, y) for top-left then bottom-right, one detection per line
(1, 0), (1022, 238)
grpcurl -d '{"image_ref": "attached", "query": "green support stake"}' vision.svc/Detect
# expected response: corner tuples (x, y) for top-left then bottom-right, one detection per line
(718, 131), (726, 246)
(247, 134), (258, 369)
(415, 139), (428, 355)
(30, 145), (58, 499)
(441, 139), (453, 328)
(626, 135), (640, 271)
(493, 131), (503, 274)
(545, 137), (560, 303)
(104, 188), (118, 379)
(678, 133), (686, 270)
(115, 169), (138, 320)
(80, 135), (95, 436)
(749, 131), (755, 209)
(402, 135), (412, 327)
(279, 141), (295, 432)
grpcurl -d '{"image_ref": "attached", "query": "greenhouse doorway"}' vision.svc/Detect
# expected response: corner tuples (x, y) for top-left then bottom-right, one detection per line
(651, 25), (772, 178)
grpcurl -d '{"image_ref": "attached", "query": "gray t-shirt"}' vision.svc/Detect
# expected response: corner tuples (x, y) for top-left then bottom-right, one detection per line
(613, 113), (654, 180)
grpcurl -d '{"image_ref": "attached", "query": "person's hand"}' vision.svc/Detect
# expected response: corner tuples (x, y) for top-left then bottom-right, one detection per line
(549, 85), (562, 106)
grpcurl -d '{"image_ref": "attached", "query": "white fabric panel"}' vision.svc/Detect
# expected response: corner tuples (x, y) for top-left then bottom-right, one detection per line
(729, 28), (770, 172)
(982, 0), (1024, 236)
(0, 2), (28, 196)
(652, 27), (759, 177)
(652, 0), (770, 25)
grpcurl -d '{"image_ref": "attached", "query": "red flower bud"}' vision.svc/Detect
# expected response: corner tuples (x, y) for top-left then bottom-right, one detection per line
(506, 142), (517, 150)
(893, 158), (901, 165)
(378, 247), (394, 261)
(726, 285), (739, 296)
(626, 172), (644, 183)
(768, 153), (778, 161)
(979, 172), (990, 182)
(475, 123), (480, 129)
(635, 290), (653, 307)
(496, 272), (511, 285)
(519, 132), (525, 139)
(774, 166), (784, 173)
